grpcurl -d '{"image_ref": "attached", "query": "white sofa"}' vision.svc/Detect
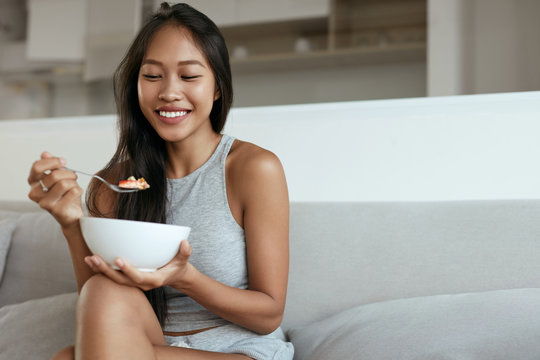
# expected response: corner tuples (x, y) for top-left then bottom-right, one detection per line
(2, 199), (540, 359)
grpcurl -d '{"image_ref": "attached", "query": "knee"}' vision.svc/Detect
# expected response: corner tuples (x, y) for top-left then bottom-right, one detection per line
(50, 345), (74, 360)
(80, 274), (141, 302)
(77, 274), (146, 315)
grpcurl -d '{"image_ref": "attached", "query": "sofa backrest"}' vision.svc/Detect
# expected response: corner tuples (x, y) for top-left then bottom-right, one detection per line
(283, 200), (540, 330)
(3, 200), (540, 333)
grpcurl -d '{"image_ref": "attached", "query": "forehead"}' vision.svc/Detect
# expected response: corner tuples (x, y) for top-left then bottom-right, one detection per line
(143, 25), (207, 64)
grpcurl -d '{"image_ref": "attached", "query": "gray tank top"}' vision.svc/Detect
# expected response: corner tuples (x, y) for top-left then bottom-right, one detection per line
(163, 134), (247, 332)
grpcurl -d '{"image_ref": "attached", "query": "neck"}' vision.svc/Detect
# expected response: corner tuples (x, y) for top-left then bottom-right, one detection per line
(165, 130), (222, 179)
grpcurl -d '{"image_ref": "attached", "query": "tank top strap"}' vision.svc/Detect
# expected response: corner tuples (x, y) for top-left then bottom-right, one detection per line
(219, 134), (235, 165)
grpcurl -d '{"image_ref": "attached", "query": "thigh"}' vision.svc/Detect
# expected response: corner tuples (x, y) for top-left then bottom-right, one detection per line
(78, 274), (167, 346)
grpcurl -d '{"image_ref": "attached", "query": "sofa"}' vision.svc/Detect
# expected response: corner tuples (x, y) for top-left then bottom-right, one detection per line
(2, 199), (540, 359)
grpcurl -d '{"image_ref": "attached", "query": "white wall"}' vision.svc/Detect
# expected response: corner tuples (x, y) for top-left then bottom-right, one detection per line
(1, 91), (539, 203)
(428, 0), (540, 96)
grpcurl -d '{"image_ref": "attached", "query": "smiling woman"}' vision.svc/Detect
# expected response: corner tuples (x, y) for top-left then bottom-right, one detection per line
(136, 25), (218, 141)
(26, 2), (293, 360)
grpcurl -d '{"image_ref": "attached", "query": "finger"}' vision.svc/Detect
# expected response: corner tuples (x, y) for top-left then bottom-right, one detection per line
(179, 239), (192, 258)
(41, 151), (53, 159)
(38, 169), (78, 194)
(37, 179), (80, 211)
(90, 255), (133, 285)
(115, 258), (146, 284)
(84, 256), (101, 273)
(28, 155), (66, 184)
(28, 181), (48, 202)
(115, 258), (164, 290)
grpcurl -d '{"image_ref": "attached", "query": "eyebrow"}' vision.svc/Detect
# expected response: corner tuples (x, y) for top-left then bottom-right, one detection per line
(141, 59), (205, 67)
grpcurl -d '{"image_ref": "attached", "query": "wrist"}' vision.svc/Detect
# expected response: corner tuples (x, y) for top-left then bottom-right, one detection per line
(61, 219), (82, 239)
(170, 263), (198, 292)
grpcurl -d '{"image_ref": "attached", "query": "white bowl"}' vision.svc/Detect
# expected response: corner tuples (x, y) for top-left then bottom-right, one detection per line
(80, 217), (191, 272)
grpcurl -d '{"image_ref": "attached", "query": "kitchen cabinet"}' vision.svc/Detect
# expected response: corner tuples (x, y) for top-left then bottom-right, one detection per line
(217, 0), (427, 74)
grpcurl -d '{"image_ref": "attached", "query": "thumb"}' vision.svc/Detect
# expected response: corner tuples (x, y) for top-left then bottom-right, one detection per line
(179, 239), (192, 258)
(41, 151), (53, 159)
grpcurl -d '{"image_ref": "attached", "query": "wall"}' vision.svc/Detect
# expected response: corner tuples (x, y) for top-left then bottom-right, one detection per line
(428, 0), (540, 96)
(1, 91), (539, 203)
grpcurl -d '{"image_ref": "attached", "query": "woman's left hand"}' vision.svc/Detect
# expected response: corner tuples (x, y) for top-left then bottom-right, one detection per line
(84, 239), (194, 291)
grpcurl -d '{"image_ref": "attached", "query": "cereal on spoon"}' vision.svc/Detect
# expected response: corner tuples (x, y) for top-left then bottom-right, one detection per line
(118, 176), (150, 190)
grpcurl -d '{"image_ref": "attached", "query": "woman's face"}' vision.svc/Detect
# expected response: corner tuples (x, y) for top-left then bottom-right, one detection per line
(137, 25), (219, 143)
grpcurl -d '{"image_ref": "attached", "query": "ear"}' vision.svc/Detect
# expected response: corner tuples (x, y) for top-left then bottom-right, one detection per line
(214, 86), (221, 101)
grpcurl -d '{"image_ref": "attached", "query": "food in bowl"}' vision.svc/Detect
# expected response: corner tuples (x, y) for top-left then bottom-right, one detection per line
(80, 217), (190, 272)
(119, 176), (150, 190)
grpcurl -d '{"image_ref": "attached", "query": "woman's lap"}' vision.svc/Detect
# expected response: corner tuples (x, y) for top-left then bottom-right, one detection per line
(165, 324), (294, 360)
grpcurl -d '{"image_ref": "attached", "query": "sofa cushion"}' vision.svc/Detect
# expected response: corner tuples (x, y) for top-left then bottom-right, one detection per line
(0, 211), (77, 307)
(287, 288), (540, 360)
(0, 292), (77, 359)
(284, 201), (540, 330)
(0, 218), (17, 284)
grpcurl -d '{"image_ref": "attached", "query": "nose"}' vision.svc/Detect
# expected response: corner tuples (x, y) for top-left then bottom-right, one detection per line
(158, 77), (184, 102)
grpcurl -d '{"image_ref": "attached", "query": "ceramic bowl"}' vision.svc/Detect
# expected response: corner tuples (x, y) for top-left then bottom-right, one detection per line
(80, 217), (191, 272)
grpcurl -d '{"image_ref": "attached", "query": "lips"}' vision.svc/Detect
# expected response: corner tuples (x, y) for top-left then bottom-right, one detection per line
(155, 107), (191, 124)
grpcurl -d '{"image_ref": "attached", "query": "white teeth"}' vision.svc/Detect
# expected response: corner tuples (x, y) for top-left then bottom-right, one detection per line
(159, 111), (188, 117)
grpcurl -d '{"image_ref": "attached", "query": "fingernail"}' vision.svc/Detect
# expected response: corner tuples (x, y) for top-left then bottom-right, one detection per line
(92, 257), (100, 266)
(60, 158), (66, 165)
(115, 258), (124, 267)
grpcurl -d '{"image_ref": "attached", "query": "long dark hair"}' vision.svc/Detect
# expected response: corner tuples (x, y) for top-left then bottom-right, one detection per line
(86, 2), (233, 326)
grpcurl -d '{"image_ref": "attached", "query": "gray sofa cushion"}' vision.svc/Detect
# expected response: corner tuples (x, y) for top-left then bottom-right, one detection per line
(283, 201), (540, 330)
(0, 212), (76, 307)
(287, 288), (540, 360)
(0, 218), (17, 284)
(0, 292), (77, 359)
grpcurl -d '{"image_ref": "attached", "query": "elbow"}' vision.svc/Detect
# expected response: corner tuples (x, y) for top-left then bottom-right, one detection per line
(254, 312), (284, 335)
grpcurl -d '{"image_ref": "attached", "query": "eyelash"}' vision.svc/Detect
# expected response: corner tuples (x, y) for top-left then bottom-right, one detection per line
(142, 74), (200, 80)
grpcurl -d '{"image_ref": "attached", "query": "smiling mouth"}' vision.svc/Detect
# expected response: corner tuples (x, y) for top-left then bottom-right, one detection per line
(157, 110), (189, 118)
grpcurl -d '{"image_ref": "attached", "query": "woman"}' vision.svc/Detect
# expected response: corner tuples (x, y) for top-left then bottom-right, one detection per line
(27, 3), (293, 359)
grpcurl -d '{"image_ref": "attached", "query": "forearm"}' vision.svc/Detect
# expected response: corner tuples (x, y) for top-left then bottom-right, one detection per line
(175, 265), (285, 334)
(62, 223), (94, 292)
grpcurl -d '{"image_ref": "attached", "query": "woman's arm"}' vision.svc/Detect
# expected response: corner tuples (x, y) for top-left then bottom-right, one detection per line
(174, 146), (289, 334)
(28, 152), (102, 292)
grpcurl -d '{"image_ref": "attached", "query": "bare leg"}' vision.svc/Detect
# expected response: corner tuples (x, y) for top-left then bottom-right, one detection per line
(75, 274), (165, 359)
(75, 275), (252, 359)
(50, 345), (74, 360)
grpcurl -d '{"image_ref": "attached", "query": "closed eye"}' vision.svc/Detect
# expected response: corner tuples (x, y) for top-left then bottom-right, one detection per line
(142, 74), (161, 80)
(182, 75), (201, 80)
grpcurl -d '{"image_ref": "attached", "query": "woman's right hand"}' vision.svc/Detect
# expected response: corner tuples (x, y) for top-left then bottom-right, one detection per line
(28, 151), (84, 230)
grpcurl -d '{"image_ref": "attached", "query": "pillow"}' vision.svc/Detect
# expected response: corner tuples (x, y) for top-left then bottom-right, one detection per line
(287, 288), (540, 360)
(0, 292), (77, 359)
(0, 217), (17, 284)
(0, 212), (77, 307)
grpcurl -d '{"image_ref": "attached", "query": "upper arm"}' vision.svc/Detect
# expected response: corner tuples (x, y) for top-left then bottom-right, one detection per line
(231, 145), (290, 309)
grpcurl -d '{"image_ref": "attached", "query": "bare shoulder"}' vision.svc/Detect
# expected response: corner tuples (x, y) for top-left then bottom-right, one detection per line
(226, 139), (288, 205)
(227, 139), (285, 178)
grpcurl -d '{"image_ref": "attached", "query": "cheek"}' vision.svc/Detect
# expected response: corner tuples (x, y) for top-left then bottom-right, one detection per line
(137, 80), (146, 106)
(137, 81), (155, 112)
(194, 81), (218, 106)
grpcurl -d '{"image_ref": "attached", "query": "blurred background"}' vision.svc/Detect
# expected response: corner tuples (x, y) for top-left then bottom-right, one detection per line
(0, 0), (539, 121)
